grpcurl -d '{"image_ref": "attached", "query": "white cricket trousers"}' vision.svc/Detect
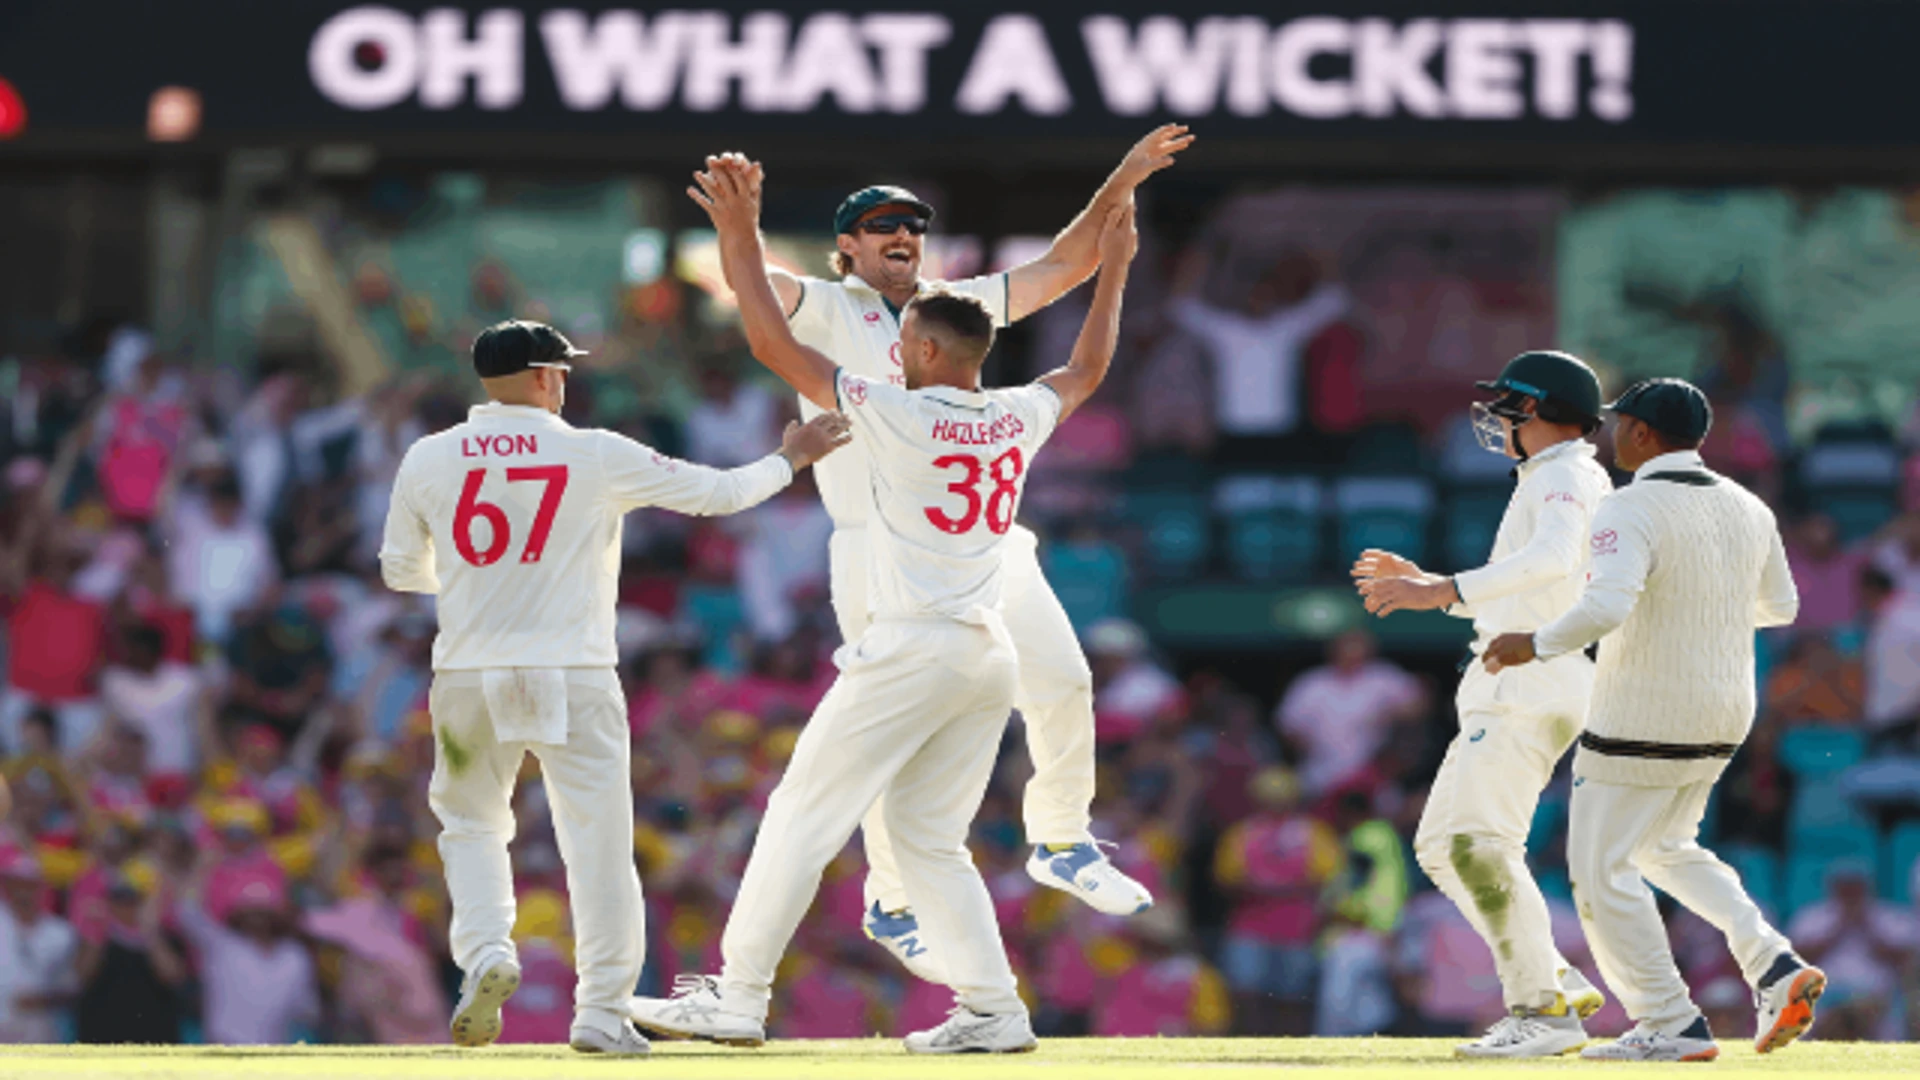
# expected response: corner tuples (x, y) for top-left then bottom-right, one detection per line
(831, 527), (1096, 913)
(1567, 774), (1791, 1027)
(428, 668), (643, 1036)
(1414, 654), (1590, 1012)
(719, 616), (1026, 1018)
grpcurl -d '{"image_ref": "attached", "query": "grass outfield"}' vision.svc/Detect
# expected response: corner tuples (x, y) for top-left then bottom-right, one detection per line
(2, 1039), (1916, 1079)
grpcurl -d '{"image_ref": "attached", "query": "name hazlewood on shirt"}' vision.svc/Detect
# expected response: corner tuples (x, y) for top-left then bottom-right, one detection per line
(930, 415), (1026, 446)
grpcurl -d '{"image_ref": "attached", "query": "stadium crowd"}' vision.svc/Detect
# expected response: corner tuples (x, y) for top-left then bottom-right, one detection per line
(3, 203), (1920, 1046)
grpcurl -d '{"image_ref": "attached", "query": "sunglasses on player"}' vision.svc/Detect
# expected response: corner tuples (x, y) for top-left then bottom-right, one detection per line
(855, 214), (929, 236)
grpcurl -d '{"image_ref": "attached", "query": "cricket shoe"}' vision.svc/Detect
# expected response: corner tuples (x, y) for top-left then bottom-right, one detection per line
(449, 951), (521, 1048)
(569, 1020), (652, 1057)
(1581, 1015), (1719, 1062)
(864, 901), (943, 983)
(1455, 1003), (1587, 1059)
(1753, 953), (1825, 1054)
(628, 974), (766, 1047)
(1026, 841), (1154, 916)
(904, 1006), (1038, 1055)
(1562, 966), (1607, 1020)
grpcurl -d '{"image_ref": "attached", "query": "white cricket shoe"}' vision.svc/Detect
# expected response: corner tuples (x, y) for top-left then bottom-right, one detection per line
(1026, 842), (1154, 917)
(1562, 966), (1607, 1020)
(863, 901), (943, 983)
(904, 1007), (1038, 1055)
(1753, 956), (1825, 1054)
(569, 1020), (652, 1057)
(1455, 1006), (1587, 1059)
(628, 974), (766, 1047)
(449, 952), (521, 1048)
(1582, 1016), (1719, 1062)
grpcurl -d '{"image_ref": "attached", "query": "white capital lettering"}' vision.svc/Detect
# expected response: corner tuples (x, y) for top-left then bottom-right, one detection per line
(1354, 18), (1444, 118)
(1521, 20), (1587, 120)
(540, 9), (690, 111)
(683, 12), (789, 112)
(1271, 17), (1354, 119)
(1224, 17), (1269, 117)
(419, 8), (523, 110)
(1446, 19), (1522, 119)
(1081, 16), (1235, 117)
(955, 14), (1071, 116)
(862, 14), (950, 114)
(1589, 20), (1634, 122)
(780, 13), (878, 113)
(310, 6), (419, 111)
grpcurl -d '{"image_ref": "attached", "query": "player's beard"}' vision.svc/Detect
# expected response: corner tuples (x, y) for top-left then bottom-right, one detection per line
(862, 240), (921, 291)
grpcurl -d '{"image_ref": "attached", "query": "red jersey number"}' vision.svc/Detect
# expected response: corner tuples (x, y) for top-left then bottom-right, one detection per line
(453, 466), (570, 566)
(924, 448), (1024, 535)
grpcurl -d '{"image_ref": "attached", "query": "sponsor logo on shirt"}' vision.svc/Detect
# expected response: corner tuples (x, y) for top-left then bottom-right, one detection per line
(864, 311), (882, 324)
(1545, 491), (1581, 506)
(1591, 529), (1618, 556)
(888, 342), (902, 367)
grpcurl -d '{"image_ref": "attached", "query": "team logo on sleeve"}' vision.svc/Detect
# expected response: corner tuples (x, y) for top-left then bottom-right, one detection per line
(1546, 491), (1581, 506)
(1591, 529), (1618, 556)
(845, 378), (868, 406)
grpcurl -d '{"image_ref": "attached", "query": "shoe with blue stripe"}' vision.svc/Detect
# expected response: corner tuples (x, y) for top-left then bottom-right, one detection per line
(1025, 841), (1154, 916)
(864, 901), (942, 983)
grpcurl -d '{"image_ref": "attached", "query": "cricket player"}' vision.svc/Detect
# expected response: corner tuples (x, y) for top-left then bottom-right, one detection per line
(379, 320), (851, 1056)
(742, 126), (1192, 971)
(1484, 378), (1823, 1062)
(626, 157), (1134, 1054)
(1353, 350), (1613, 1057)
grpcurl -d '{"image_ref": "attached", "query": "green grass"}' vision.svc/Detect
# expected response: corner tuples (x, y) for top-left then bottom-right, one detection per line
(2, 1039), (1914, 1079)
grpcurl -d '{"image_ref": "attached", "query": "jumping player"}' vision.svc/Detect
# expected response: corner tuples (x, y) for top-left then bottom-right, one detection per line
(1353, 351), (1613, 1057)
(626, 157), (1135, 1054)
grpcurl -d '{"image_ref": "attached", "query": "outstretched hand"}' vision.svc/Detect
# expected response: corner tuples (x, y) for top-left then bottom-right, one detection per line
(1113, 124), (1196, 189)
(687, 152), (764, 235)
(1482, 632), (1538, 673)
(1098, 201), (1138, 267)
(778, 412), (853, 471)
(1351, 548), (1424, 582)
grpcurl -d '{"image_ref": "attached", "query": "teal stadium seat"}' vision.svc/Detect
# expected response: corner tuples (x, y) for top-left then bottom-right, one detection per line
(1042, 539), (1129, 632)
(1333, 477), (1435, 567)
(1785, 776), (1877, 855)
(1722, 845), (1782, 917)
(1443, 486), (1510, 572)
(678, 584), (745, 674)
(1777, 727), (1866, 777)
(1122, 489), (1211, 581)
(1886, 821), (1920, 903)
(1214, 475), (1323, 583)
(1800, 437), (1901, 543)
(1784, 853), (1835, 916)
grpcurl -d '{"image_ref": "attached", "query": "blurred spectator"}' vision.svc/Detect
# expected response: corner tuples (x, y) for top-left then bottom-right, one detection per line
(172, 862), (318, 1045)
(165, 473), (277, 646)
(1786, 862), (1919, 1041)
(1715, 719), (1794, 851)
(1762, 633), (1864, 725)
(73, 871), (186, 1044)
(1085, 619), (1182, 744)
(225, 605), (331, 739)
(1871, 512), (1920, 596)
(2, 534), (110, 755)
(1090, 905), (1230, 1036)
(1315, 910), (1397, 1037)
(1785, 514), (1865, 633)
(1275, 631), (1425, 797)
(1330, 789), (1409, 935)
(684, 364), (778, 468)
(735, 473), (832, 643)
(303, 845), (448, 1044)
(1213, 767), (1343, 1035)
(1861, 567), (1920, 734)
(92, 345), (194, 525)
(99, 623), (207, 780)
(0, 852), (79, 1043)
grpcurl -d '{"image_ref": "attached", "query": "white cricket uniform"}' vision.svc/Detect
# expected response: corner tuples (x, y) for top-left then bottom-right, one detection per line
(717, 369), (1062, 1021)
(380, 401), (794, 1035)
(1534, 450), (1799, 1027)
(788, 272), (1095, 912)
(1415, 438), (1613, 1012)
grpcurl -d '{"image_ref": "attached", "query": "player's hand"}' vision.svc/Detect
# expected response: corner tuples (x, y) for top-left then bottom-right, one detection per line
(1351, 548), (1424, 582)
(1482, 632), (1538, 673)
(778, 412), (853, 471)
(1114, 124), (1195, 188)
(1098, 201), (1139, 266)
(1357, 575), (1455, 616)
(687, 151), (763, 234)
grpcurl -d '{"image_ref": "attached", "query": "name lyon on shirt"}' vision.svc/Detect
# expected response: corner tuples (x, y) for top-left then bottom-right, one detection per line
(931, 415), (1027, 446)
(462, 434), (540, 458)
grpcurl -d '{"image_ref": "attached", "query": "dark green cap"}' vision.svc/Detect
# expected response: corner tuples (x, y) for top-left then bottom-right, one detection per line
(1608, 378), (1714, 443)
(1475, 350), (1604, 422)
(833, 185), (935, 236)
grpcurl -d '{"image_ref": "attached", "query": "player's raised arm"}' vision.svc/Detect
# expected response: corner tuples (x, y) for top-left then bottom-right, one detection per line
(1037, 203), (1136, 423)
(688, 155), (839, 410)
(1004, 125), (1192, 322)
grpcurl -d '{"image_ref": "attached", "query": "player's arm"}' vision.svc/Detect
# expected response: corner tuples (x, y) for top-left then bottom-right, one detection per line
(1492, 498), (1654, 670)
(1036, 204), (1135, 423)
(766, 266), (806, 319)
(1005, 125), (1193, 322)
(689, 156), (837, 410)
(377, 449), (440, 595)
(1755, 514), (1801, 628)
(1449, 467), (1596, 608)
(600, 415), (849, 517)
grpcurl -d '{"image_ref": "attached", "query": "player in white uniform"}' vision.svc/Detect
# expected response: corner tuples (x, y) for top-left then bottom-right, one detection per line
(379, 320), (850, 1056)
(626, 157), (1135, 1055)
(752, 128), (1192, 970)
(1353, 351), (1614, 1058)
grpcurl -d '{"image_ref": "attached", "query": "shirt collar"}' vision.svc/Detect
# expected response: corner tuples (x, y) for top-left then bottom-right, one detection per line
(916, 384), (989, 409)
(1633, 449), (1705, 479)
(470, 402), (571, 427)
(842, 273), (921, 316)
(1515, 437), (1594, 480)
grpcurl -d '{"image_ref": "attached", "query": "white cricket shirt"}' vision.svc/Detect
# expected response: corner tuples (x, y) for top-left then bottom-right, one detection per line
(787, 271), (1010, 529)
(830, 369), (1059, 624)
(380, 402), (793, 670)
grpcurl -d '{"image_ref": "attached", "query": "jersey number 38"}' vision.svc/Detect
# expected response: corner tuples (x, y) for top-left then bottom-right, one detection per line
(925, 449), (1024, 536)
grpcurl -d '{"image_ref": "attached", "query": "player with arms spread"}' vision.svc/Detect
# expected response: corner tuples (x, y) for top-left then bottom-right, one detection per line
(626, 156), (1136, 1055)
(379, 321), (849, 1056)
(753, 127), (1191, 978)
